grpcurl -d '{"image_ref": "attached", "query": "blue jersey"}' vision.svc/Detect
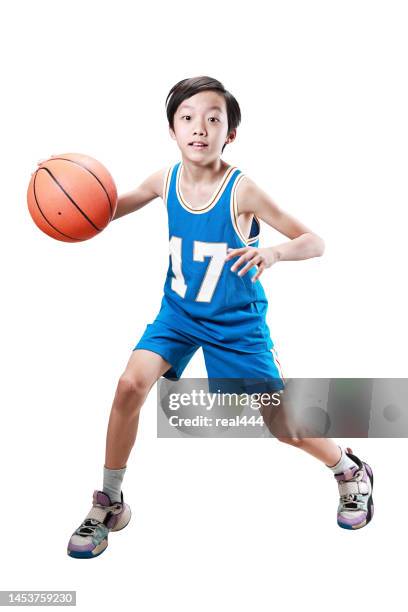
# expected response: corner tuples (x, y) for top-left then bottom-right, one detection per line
(156, 161), (275, 353)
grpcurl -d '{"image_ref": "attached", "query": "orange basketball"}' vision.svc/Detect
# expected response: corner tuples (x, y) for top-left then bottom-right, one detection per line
(27, 153), (118, 242)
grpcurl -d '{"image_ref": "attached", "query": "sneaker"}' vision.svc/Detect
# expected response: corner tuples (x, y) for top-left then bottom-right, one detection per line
(67, 490), (131, 558)
(334, 448), (374, 530)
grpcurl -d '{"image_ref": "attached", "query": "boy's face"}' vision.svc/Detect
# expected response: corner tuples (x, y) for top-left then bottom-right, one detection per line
(169, 90), (236, 162)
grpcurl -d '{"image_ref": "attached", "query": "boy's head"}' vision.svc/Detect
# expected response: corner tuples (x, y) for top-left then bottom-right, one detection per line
(166, 76), (241, 161)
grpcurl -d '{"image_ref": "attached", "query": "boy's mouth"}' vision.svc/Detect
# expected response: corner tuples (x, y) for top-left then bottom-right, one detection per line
(189, 141), (208, 148)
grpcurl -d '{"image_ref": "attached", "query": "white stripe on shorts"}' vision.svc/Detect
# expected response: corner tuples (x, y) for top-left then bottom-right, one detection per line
(270, 347), (285, 383)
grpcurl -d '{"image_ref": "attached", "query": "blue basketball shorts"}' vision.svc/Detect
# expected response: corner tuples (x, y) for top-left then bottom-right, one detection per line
(133, 307), (285, 394)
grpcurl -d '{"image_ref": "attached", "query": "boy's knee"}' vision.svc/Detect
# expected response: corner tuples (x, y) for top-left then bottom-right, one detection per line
(117, 375), (150, 400)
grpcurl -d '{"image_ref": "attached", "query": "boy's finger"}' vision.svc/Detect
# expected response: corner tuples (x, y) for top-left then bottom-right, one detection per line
(237, 258), (258, 276)
(252, 263), (265, 282)
(225, 247), (249, 261)
(231, 255), (249, 271)
(228, 247), (247, 255)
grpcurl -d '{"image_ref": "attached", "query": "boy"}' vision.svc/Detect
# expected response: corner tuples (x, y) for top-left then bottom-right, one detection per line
(67, 76), (374, 558)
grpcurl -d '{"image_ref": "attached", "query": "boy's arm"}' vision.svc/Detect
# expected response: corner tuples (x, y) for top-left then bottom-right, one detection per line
(235, 176), (325, 260)
(225, 176), (325, 281)
(112, 167), (167, 221)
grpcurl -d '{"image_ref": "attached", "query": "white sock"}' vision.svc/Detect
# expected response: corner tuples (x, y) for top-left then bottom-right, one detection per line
(103, 465), (127, 503)
(326, 446), (359, 475)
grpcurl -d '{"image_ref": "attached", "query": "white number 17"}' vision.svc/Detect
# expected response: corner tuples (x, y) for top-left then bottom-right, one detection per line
(169, 235), (227, 303)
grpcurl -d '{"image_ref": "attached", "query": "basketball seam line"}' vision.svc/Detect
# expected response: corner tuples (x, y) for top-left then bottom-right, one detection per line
(32, 171), (82, 241)
(37, 167), (102, 232)
(43, 156), (114, 220)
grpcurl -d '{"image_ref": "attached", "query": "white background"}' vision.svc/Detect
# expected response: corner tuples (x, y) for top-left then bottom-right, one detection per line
(1, 0), (407, 610)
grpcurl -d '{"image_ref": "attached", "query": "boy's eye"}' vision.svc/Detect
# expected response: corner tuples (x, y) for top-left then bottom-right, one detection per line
(180, 115), (219, 122)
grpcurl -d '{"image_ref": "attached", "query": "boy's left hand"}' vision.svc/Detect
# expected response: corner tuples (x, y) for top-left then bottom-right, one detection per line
(225, 246), (279, 282)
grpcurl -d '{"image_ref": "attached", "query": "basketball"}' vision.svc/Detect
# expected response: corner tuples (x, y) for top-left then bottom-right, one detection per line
(27, 153), (118, 242)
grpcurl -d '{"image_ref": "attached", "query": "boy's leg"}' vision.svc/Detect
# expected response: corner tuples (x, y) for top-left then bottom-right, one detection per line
(105, 313), (199, 472)
(202, 340), (374, 529)
(68, 322), (198, 558)
(276, 434), (342, 465)
(67, 349), (171, 559)
(105, 348), (172, 469)
(260, 393), (375, 530)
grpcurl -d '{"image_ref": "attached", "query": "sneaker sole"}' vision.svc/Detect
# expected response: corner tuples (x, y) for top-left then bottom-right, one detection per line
(67, 539), (108, 559)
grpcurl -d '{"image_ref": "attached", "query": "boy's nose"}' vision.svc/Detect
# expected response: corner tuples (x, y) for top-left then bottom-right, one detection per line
(193, 121), (206, 135)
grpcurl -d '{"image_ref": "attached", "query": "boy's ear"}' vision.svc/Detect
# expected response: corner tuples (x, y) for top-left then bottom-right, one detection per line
(225, 128), (237, 145)
(169, 125), (176, 141)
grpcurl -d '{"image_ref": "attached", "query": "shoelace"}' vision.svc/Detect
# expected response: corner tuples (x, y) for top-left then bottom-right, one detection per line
(339, 469), (368, 511)
(76, 518), (104, 537)
(75, 501), (122, 537)
(340, 492), (367, 510)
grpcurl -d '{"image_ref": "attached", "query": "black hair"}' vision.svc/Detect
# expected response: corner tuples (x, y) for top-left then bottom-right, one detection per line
(165, 76), (241, 153)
